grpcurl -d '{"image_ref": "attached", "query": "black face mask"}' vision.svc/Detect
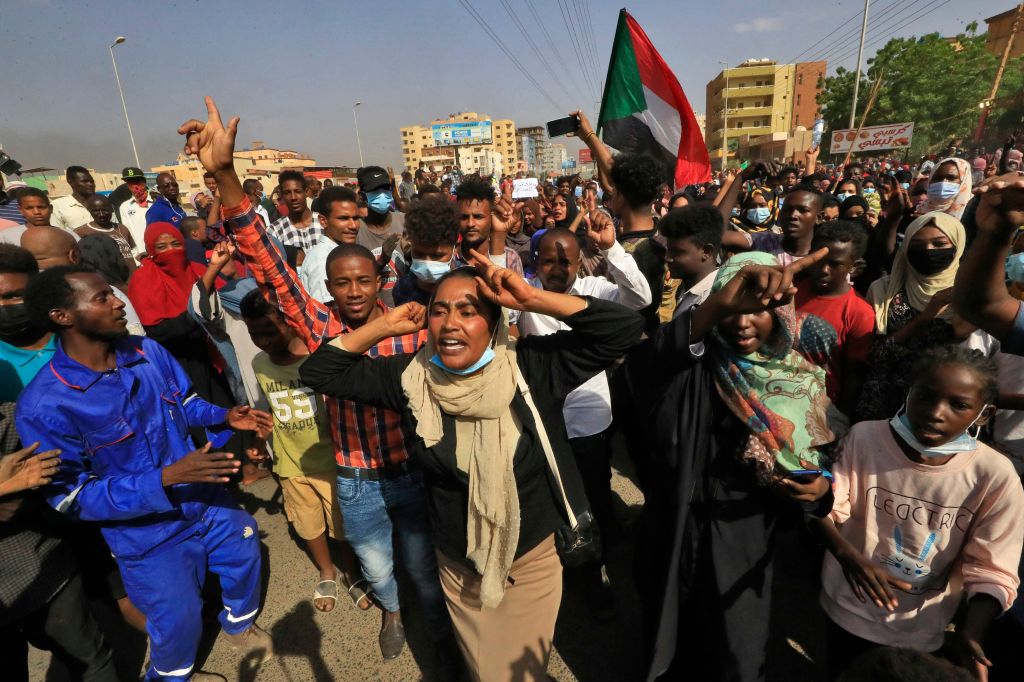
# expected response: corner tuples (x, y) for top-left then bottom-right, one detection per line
(907, 246), (956, 276)
(0, 302), (44, 346)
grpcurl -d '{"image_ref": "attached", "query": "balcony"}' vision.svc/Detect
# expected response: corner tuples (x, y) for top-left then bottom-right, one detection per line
(726, 106), (773, 117)
(724, 85), (774, 98)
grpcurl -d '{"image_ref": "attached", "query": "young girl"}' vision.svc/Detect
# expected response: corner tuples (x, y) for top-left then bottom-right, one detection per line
(814, 345), (1024, 680)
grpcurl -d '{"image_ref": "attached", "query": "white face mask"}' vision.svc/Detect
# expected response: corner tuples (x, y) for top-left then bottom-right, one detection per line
(889, 400), (990, 458)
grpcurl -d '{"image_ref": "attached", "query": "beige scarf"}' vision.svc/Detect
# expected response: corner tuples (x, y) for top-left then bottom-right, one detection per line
(400, 316), (522, 608)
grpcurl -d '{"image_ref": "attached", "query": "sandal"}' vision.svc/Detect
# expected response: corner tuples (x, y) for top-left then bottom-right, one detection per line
(313, 576), (338, 613)
(342, 575), (375, 611)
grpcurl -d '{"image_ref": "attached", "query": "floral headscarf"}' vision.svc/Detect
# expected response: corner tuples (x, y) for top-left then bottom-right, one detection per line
(708, 252), (847, 482)
(730, 184), (778, 232)
(923, 157), (971, 220)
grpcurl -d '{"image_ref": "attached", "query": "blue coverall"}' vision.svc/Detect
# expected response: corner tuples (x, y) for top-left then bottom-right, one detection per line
(16, 335), (262, 681)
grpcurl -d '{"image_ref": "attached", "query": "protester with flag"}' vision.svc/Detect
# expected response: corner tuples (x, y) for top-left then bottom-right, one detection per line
(595, 9), (710, 189)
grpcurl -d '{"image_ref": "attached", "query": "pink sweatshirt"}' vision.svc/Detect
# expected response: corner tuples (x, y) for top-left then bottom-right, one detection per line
(821, 420), (1024, 651)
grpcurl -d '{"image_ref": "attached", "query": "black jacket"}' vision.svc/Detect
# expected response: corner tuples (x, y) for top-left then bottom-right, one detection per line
(300, 297), (644, 567)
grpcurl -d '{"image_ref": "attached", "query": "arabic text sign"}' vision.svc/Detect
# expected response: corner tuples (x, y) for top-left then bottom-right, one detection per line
(512, 178), (539, 199)
(829, 122), (914, 154)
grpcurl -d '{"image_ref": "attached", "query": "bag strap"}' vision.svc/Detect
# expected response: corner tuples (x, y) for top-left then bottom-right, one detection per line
(513, 363), (578, 529)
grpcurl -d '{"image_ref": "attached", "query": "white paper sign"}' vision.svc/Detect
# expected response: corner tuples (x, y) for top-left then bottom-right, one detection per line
(512, 178), (539, 199)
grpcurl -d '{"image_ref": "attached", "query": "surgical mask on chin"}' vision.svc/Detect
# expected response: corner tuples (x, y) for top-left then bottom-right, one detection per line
(889, 402), (989, 458)
(927, 181), (959, 201)
(367, 190), (392, 214)
(430, 346), (496, 375)
(836, 192), (854, 202)
(746, 207), (771, 225)
(409, 255), (452, 283)
(1007, 252), (1024, 283)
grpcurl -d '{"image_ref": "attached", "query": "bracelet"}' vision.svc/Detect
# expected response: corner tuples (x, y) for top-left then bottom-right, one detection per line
(582, 130), (596, 142)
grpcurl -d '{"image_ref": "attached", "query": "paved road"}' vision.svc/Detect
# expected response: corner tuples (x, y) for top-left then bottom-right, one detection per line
(29, 443), (827, 681)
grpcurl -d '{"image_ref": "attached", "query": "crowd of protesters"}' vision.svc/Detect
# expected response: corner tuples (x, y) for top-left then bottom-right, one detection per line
(2, 95), (1024, 682)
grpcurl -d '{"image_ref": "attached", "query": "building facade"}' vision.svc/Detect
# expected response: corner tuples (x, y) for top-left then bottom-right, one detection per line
(537, 143), (567, 178)
(516, 126), (545, 174)
(400, 112), (519, 177)
(151, 142), (316, 198)
(985, 7), (1024, 60)
(705, 58), (826, 168)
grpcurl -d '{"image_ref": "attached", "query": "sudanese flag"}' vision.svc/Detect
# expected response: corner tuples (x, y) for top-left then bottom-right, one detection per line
(597, 10), (710, 188)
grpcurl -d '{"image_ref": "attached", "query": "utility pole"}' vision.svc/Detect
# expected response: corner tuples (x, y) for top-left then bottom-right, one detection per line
(849, 0), (871, 129)
(718, 60), (730, 171)
(974, 3), (1024, 142)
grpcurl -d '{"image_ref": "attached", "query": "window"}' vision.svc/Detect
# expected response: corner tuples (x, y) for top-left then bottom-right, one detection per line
(736, 121), (743, 129)
(797, 94), (801, 105)
(798, 74), (803, 85)
(737, 102), (744, 109)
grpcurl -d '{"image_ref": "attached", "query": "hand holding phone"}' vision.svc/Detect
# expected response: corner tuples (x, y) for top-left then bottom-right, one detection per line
(547, 115), (581, 138)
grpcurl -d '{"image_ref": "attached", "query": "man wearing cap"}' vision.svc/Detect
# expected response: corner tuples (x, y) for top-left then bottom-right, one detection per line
(50, 167), (97, 231)
(0, 178), (30, 228)
(117, 167), (152, 260)
(356, 166), (404, 253)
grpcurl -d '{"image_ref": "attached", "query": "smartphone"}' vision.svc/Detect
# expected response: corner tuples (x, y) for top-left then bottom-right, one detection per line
(787, 469), (822, 481)
(547, 115), (581, 138)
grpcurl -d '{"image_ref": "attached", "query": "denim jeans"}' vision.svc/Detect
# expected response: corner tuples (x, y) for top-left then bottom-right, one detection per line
(336, 470), (451, 639)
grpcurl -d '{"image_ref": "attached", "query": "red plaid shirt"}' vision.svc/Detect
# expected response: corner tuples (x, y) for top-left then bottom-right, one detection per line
(225, 198), (425, 469)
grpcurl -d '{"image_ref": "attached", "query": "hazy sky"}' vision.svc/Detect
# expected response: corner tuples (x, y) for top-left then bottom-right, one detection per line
(0, 0), (1011, 172)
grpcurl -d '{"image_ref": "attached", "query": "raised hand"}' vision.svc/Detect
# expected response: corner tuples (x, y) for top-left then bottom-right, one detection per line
(468, 248), (537, 310)
(178, 96), (239, 175)
(208, 241), (236, 270)
(491, 193), (516, 234)
(226, 405), (274, 436)
(974, 172), (1024, 240)
(570, 110), (594, 141)
(715, 249), (829, 315)
(380, 302), (426, 337)
(585, 209), (617, 251)
(161, 443), (240, 486)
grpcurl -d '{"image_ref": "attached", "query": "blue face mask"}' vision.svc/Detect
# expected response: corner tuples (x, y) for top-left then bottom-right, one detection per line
(574, 186), (583, 198)
(836, 192), (854, 202)
(900, 182), (911, 190)
(430, 346), (495, 375)
(746, 207), (771, 225)
(367, 190), (392, 214)
(409, 254), (452, 283)
(1007, 252), (1024, 283)
(927, 181), (959, 201)
(889, 402), (988, 458)
(863, 187), (876, 194)
(730, 207), (741, 217)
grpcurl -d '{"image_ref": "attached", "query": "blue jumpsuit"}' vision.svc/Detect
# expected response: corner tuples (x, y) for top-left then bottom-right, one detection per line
(16, 336), (262, 681)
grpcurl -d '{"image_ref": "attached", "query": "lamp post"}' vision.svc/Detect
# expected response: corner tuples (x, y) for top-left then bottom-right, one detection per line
(109, 36), (140, 168)
(352, 101), (364, 167)
(718, 60), (729, 172)
(849, 0), (871, 129)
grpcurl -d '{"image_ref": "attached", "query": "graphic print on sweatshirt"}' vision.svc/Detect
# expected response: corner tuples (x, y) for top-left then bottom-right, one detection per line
(866, 486), (974, 595)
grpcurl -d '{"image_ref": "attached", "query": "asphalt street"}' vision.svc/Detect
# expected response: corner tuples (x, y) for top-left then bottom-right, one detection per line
(28, 441), (827, 681)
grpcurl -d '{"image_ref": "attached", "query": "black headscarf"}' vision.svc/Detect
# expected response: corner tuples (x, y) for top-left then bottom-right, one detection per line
(79, 234), (130, 286)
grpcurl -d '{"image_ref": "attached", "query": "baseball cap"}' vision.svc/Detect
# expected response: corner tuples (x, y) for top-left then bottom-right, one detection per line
(121, 166), (145, 181)
(357, 166), (391, 193)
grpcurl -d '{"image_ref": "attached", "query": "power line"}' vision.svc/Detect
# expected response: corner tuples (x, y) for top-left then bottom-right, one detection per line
(783, 0), (898, 66)
(827, 0), (953, 66)
(811, 0), (933, 66)
(456, 0), (565, 112)
(574, 0), (603, 94)
(523, 0), (592, 107)
(556, 0), (599, 102)
(582, 1), (605, 95)
(497, 0), (577, 108)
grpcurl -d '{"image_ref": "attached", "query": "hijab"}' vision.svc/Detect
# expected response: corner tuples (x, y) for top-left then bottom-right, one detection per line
(400, 302), (522, 608)
(127, 222), (209, 327)
(923, 157), (971, 219)
(868, 211), (965, 334)
(730, 184), (778, 232)
(78, 234), (129, 287)
(708, 252), (846, 482)
(552, 194), (579, 230)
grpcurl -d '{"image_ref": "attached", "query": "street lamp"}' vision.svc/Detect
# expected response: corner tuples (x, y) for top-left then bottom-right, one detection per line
(109, 36), (141, 168)
(352, 101), (364, 167)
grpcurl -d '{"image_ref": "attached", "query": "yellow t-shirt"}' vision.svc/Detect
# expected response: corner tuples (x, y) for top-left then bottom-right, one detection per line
(252, 352), (335, 478)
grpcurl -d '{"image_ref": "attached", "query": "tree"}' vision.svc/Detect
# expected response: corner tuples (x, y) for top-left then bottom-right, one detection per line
(817, 25), (1024, 158)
